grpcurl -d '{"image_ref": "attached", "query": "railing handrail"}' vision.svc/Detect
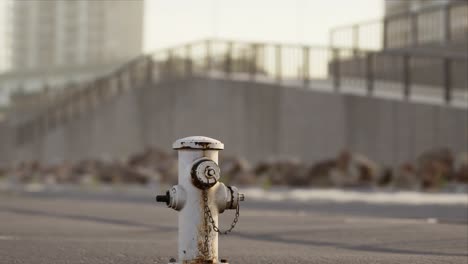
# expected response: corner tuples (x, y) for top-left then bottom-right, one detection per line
(375, 48), (468, 60)
(330, 0), (466, 35)
(12, 38), (467, 146)
(174, 39), (468, 61)
(329, 0), (468, 51)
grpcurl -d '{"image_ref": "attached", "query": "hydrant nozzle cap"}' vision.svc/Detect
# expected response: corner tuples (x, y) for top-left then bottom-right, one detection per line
(173, 136), (224, 150)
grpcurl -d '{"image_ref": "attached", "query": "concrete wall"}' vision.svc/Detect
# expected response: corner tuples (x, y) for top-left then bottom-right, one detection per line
(5, 77), (468, 166)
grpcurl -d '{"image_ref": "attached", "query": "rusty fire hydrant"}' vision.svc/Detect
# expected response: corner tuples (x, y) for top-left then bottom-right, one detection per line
(156, 136), (244, 264)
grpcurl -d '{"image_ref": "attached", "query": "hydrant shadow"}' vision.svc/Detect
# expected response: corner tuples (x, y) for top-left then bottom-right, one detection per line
(233, 230), (468, 257)
(0, 205), (176, 232)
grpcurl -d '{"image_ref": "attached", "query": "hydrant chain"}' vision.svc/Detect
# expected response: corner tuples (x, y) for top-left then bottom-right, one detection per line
(203, 190), (240, 235)
(202, 190), (212, 259)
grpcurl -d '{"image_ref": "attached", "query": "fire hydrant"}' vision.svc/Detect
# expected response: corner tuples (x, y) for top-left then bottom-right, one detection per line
(156, 136), (244, 264)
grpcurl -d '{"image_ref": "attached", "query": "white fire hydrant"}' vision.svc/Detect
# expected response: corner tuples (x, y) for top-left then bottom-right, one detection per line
(156, 136), (244, 264)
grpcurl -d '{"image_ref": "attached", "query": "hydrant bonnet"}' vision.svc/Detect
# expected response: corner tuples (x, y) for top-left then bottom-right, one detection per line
(173, 136), (224, 150)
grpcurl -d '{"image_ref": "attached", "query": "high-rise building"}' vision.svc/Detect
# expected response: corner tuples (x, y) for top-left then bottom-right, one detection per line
(383, 0), (467, 50)
(384, 0), (461, 16)
(0, 0), (11, 74)
(10, 0), (143, 71)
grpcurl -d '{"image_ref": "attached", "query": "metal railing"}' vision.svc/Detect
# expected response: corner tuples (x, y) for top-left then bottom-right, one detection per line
(330, 1), (468, 51)
(14, 39), (468, 146)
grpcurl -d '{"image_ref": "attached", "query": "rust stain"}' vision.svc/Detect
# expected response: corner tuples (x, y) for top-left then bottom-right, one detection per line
(191, 191), (218, 264)
(176, 141), (222, 150)
(194, 142), (211, 148)
(182, 258), (215, 264)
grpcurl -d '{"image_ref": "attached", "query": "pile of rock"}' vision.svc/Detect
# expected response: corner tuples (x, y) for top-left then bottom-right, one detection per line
(2, 147), (467, 191)
(249, 148), (468, 190)
(219, 156), (255, 185)
(5, 148), (178, 185)
(455, 153), (468, 183)
(252, 150), (383, 188)
(127, 148), (178, 184)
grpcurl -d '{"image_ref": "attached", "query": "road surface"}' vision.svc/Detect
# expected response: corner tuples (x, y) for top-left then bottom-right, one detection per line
(0, 187), (467, 264)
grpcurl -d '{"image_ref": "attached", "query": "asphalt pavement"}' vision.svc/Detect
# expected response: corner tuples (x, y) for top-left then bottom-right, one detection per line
(0, 187), (467, 264)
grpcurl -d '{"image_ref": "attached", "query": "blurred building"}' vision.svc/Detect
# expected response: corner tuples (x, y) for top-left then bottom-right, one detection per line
(11, 0), (143, 71)
(0, 0), (144, 108)
(328, 0), (467, 95)
(385, 0), (455, 16)
(384, 0), (467, 51)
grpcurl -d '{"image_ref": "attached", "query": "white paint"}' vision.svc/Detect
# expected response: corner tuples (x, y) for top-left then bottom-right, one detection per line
(162, 136), (241, 263)
(176, 148), (220, 262)
(243, 188), (468, 205)
(143, 0), (384, 51)
(0, 236), (18, 240)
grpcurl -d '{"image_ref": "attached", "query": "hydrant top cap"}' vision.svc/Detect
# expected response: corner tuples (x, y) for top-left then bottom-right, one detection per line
(173, 136), (224, 150)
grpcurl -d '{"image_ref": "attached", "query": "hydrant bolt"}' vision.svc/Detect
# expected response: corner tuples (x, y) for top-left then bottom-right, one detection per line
(155, 191), (170, 205)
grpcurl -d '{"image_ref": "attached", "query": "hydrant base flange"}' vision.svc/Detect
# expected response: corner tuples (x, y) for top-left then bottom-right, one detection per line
(168, 261), (229, 264)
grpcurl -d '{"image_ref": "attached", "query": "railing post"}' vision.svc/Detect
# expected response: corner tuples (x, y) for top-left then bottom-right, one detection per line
(443, 58), (452, 104)
(332, 48), (340, 91)
(383, 18), (389, 49)
(329, 28), (335, 48)
(352, 24), (359, 55)
(411, 12), (418, 47)
(185, 44), (192, 78)
(68, 92), (75, 122)
(100, 78), (108, 101)
(303, 46), (310, 87)
(167, 49), (174, 79)
(16, 125), (23, 146)
(67, 97), (74, 123)
(250, 44), (258, 81)
(444, 4), (451, 44)
(75, 89), (83, 118)
(225, 41), (233, 77)
(46, 107), (54, 131)
(146, 56), (154, 83)
(56, 102), (63, 126)
(44, 95), (51, 133)
(64, 84), (73, 123)
(403, 54), (410, 100)
(116, 72), (124, 94)
(205, 40), (212, 75)
(95, 80), (103, 102)
(54, 104), (60, 128)
(36, 116), (45, 139)
(276, 44), (282, 83)
(85, 86), (94, 111)
(366, 52), (374, 95)
(128, 63), (135, 88)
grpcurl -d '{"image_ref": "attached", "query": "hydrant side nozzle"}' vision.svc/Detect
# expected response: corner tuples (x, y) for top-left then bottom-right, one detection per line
(168, 185), (186, 211)
(225, 186), (244, 209)
(156, 191), (170, 205)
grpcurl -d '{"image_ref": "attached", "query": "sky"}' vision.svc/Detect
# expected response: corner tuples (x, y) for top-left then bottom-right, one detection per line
(0, 0), (384, 69)
(143, 0), (384, 51)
